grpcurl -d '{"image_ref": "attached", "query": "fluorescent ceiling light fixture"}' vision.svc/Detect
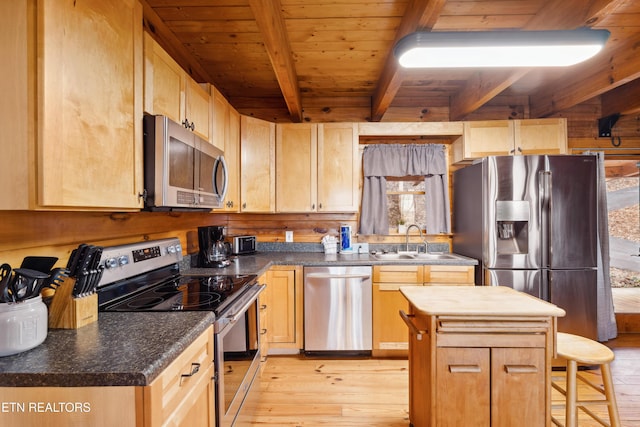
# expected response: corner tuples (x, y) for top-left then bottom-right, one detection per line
(395, 29), (610, 68)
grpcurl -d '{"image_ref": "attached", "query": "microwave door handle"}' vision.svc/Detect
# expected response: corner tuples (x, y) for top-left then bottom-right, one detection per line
(214, 155), (228, 200)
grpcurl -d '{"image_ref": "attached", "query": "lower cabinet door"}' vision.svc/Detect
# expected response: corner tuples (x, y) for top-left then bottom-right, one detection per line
(436, 347), (491, 427)
(491, 347), (545, 427)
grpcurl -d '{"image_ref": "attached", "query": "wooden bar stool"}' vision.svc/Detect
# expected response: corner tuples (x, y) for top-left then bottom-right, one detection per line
(551, 332), (621, 427)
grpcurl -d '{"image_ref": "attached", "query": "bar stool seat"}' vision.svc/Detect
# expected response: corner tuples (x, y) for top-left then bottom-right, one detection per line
(551, 332), (621, 427)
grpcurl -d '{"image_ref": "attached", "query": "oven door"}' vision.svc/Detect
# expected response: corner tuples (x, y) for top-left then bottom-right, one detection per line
(215, 286), (264, 427)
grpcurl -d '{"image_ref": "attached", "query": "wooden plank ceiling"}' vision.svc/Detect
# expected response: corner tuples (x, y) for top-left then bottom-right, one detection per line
(141, 0), (640, 124)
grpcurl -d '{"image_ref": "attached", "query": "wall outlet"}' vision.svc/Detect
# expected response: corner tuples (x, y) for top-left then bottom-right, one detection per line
(285, 230), (294, 242)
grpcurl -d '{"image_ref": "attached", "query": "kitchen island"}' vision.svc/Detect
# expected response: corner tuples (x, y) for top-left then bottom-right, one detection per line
(400, 285), (565, 427)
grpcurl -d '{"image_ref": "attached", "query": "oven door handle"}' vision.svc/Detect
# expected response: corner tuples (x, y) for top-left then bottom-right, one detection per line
(227, 284), (266, 324)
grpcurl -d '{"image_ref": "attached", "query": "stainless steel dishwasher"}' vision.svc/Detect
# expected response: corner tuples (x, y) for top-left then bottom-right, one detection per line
(303, 266), (372, 355)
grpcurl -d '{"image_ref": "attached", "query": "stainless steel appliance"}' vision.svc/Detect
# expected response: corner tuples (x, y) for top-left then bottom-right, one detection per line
(453, 155), (598, 339)
(226, 235), (257, 255)
(303, 266), (372, 355)
(96, 238), (264, 427)
(143, 114), (228, 211)
(198, 225), (231, 268)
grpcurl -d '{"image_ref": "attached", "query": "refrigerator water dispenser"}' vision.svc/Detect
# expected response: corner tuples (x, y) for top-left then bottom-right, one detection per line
(495, 200), (529, 254)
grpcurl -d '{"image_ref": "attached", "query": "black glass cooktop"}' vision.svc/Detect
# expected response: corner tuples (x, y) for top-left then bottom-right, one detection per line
(99, 272), (257, 314)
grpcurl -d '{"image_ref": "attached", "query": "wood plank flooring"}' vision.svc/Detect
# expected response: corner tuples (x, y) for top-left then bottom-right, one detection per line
(237, 334), (640, 427)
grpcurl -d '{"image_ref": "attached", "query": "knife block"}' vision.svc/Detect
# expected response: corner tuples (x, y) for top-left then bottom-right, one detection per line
(48, 277), (98, 329)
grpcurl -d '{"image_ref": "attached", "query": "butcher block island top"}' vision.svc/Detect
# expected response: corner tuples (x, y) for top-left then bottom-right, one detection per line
(400, 285), (566, 427)
(400, 285), (566, 318)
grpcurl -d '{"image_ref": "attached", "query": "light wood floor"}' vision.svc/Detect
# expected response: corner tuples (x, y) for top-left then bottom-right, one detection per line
(237, 334), (640, 427)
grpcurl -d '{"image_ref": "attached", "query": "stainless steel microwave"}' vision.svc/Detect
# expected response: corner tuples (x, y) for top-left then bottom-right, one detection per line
(143, 115), (228, 210)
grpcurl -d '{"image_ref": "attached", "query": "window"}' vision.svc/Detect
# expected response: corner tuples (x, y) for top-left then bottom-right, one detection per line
(387, 176), (426, 232)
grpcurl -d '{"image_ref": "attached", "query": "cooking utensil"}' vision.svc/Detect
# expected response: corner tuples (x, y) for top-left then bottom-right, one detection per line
(20, 256), (58, 274)
(10, 268), (50, 302)
(44, 268), (70, 291)
(0, 264), (13, 303)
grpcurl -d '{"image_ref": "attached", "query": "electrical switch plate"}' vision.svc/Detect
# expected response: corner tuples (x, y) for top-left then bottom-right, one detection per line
(285, 231), (294, 242)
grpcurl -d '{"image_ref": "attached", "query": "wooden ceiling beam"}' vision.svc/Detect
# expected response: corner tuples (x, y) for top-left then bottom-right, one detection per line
(601, 79), (640, 117)
(449, 0), (626, 121)
(530, 31), (640, 118)
(249, 0), (303, 123)
(370, 0), (446, 122)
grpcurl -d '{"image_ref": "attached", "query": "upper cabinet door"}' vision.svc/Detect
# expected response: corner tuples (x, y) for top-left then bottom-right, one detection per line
(222, 105), (241, 212)
(240, 115), (276, 212)
(185, 79), (211, 142)
(0, 0), (143, 210)
(144, 32), (212, 143)
(143, 32), (185, 124)
(514, 118), (568, 155)
(37, 0), (144, 209)
(317, 123), (359, 212)
(276, 123), (318, 212)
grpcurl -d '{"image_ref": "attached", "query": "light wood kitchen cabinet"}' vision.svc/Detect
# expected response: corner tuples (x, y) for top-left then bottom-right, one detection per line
(257, 273), (269, 373)
(143, 325), (215, 427)
(263, 266), (303, 353)
(0, 326), (214, 427)
(222, 105), (241, 211)
(211, 87), (240, 211)
(317, 123), (360, 212)
(372, 264), (474, 357)
(401, 286), (564, 427)
(452, 118), (567, 164)
(372, 265), (423, 357)
(276, 123), (318, 212)
(1, 0), (144, 210)
(275, 123), (359, 213)
(240, 115), (276, 212)
(143, 32), (212, 144)
(423, 265), (474, 286)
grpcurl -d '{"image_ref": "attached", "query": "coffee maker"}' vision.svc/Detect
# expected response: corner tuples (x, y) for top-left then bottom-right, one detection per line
(198, 226), (230, 268)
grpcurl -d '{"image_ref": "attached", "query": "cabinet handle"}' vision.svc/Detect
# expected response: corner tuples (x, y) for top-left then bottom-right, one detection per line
(260, 304), (267, 310)
(504, 364), (538, 374)
(242, 202), (247, 209)
(449, 364), (481, 373)
(312, 203), (315, 209)
(180, 362), (201, 384)
(399, 310), (427, 341)
(260, 328), (267, 335)
(318, 203), (322, 209)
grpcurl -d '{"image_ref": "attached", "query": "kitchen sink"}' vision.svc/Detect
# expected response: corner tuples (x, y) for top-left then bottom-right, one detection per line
(411, 253), (459, 260)
(373, 253), (415, 260)
(373, 252), (460, 261)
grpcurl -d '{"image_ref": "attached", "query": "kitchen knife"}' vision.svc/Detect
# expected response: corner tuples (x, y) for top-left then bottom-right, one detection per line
(72, 245), (94, 297)
(68, 244), (88, 278)
(83, 246), (103, 296)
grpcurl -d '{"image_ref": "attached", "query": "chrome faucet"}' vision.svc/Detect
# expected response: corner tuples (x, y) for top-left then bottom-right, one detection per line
(405, 224), (424, 252)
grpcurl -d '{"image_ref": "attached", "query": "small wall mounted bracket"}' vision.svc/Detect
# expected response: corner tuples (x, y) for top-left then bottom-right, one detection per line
(598, 113), (620, 138)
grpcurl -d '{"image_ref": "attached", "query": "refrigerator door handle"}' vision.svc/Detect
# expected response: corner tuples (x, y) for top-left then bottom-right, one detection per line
(541, 269), (549, 302)
(539, 170), (552, 268)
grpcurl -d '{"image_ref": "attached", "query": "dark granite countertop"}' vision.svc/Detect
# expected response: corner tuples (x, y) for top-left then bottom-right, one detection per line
(0, 311), (215, 387)
(185, 251), (478, 277)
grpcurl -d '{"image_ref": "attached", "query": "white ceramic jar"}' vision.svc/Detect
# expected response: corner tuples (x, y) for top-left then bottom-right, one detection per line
(0, 295), (48, 357)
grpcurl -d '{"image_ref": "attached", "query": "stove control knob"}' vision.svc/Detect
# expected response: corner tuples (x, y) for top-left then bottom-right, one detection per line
(175, 244), (182, 253)
(105, 258), (118, 269)
(167, 245), (176, 254)
(118, 255), (129, 266)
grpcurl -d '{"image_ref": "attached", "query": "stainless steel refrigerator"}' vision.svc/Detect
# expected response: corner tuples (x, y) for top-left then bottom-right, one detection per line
(453, 155), (598, 340)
